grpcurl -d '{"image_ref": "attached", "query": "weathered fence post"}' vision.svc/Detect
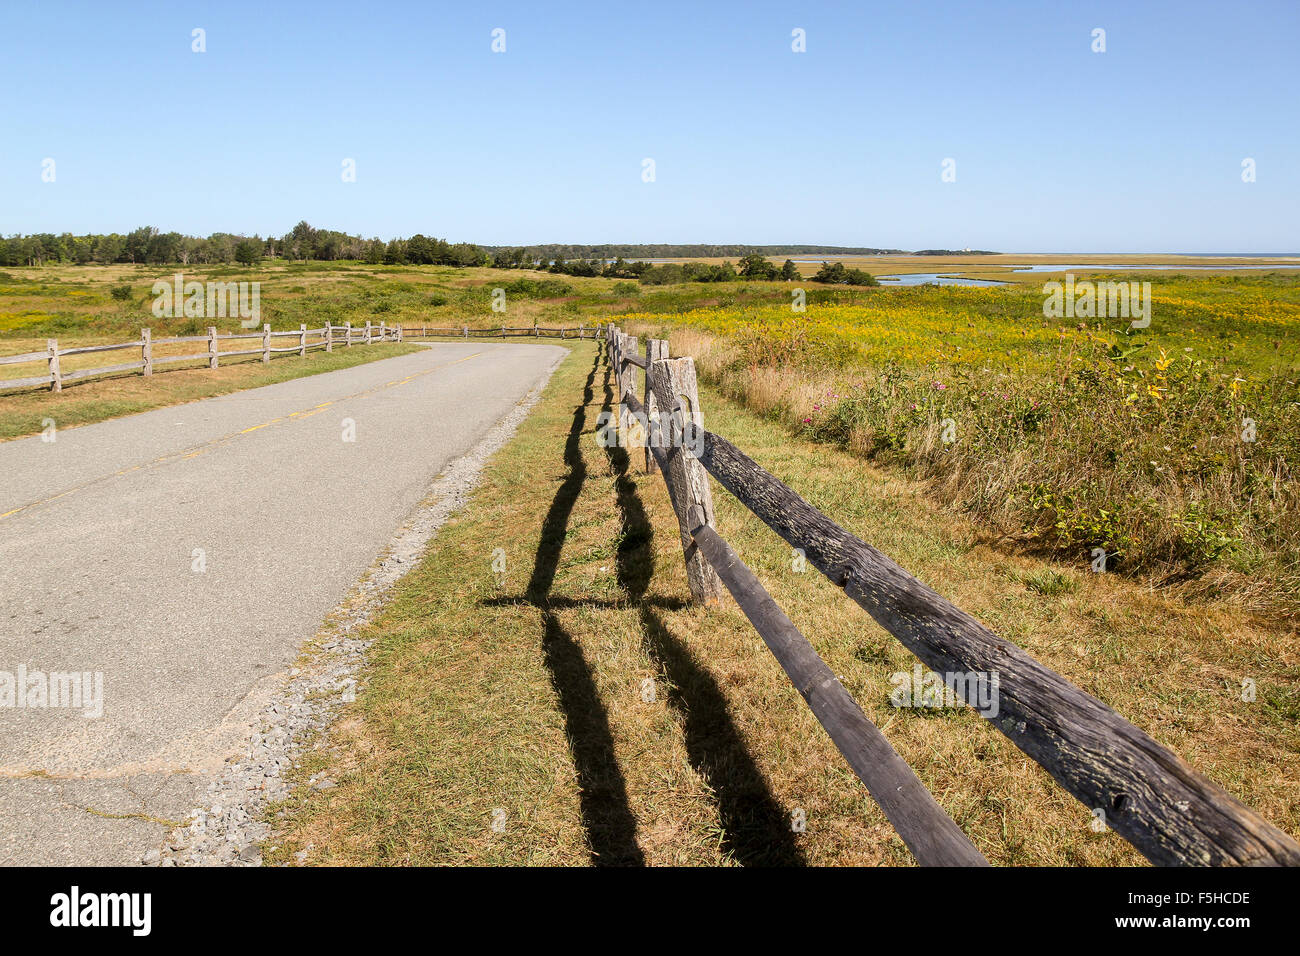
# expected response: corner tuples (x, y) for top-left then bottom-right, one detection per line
(609, 330), (621, 426)
(325, 324), (333, 353)
(621, 335), (642, 463)
(463, 325), (468, 339)
(614, 331), (627, 434)
(379, 321), (386, 342)
(208, 327), (219, 368)
(621, 332), (637, 447)
(649, 356), (725, 605)
(48, 339), (61, 392)
(299, 323), (308, 357)
(141, 327), (153, 377)
(262, 324), (271, 363)
(534, 322), (539, 337)
(579, 323), (585, 340)
(500, 324), (505, 338)
(644, 339), (668, 474)
(365, 321), (373, 345)
(345, 322), (352, 347)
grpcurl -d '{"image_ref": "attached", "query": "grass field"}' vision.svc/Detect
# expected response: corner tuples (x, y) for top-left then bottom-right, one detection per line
(619, 275), (1300, 618)
(6, 256), (1296, 864)
(5, 259), (1298, 603)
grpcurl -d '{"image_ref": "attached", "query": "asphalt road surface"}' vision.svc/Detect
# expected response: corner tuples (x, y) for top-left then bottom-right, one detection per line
(0, 342), (565, 865)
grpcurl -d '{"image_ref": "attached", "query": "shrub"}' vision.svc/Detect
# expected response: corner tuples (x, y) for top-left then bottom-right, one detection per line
(812, 262), (878, 286)
(501, 278), (574, 298)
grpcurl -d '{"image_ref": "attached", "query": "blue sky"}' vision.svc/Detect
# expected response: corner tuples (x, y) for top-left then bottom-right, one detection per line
(1, 0), (1296, 252)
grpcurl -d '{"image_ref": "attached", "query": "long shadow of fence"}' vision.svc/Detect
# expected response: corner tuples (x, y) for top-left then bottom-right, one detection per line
(520, 350), (644, 866)
(598, 362), (806, 866)
(481, 346), (804, 865)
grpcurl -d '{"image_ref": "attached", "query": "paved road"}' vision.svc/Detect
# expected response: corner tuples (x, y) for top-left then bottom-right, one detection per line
(0, 342), (565, 864)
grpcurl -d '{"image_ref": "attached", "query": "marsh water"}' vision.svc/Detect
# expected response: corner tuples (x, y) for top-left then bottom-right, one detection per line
(874, 262), (1300, 287)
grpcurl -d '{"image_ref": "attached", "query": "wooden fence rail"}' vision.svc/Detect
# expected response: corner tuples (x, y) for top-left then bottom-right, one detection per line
(1, 320), (607, 395)
(604, 323), (1300, 868)
(0, 321), (608, 395)
(627, 383), (988, 865)
(403, 324), (602, 340)
(0, 321), (409, 394)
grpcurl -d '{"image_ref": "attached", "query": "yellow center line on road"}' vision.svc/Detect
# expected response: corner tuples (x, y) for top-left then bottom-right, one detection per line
(0, 350), (484, 523)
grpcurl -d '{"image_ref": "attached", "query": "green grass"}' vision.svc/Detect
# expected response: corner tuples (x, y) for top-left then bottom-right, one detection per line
(1021, 569), (1081, 596)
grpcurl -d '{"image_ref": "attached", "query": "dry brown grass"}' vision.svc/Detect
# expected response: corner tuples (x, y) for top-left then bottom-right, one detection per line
(644, 314), (1300, 619)
(266, 344), (1299, 866)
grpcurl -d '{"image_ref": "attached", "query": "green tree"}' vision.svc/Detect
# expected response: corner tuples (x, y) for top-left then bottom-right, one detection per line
(234, 239), (262, 265)
(93, 234), (125, 263)
(124, 226), (156, 264)
(738, 253), (778, 280)
(812, 261), (848, 283)
(843, 267), (879, 286)
(406, 234), (435, 264)
(146, 232), (183, 264)
(382, 239), (407, 264)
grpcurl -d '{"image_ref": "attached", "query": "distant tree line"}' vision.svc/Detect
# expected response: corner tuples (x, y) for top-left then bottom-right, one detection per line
(483, 243), (911, 260)
(2, 223), (932, 285)
(0, 221), (490, 268)
(490, 252), (803, 284)
(1, 228), (268, 267)
(636, 254), (805, 284)
(493, 252), (876, 286)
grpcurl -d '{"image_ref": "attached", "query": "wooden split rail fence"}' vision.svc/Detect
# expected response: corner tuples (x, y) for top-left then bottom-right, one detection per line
(403, 323), (605, 340)
(0, 321), (404, 394)
(1, 321), (607, 394)
(605, 323), (1300, 868)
